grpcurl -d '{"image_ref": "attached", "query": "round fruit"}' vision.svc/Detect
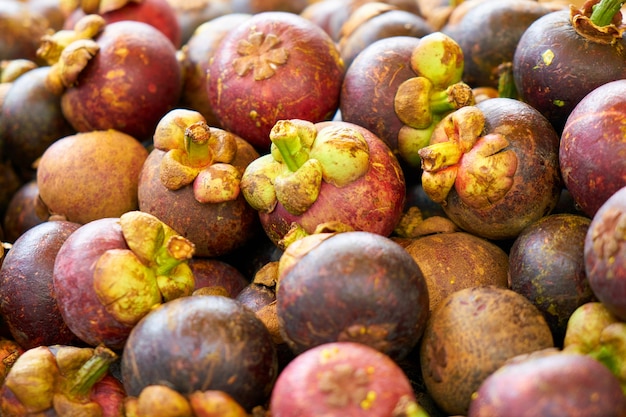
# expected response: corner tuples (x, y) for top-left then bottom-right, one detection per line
(420, 285), (554, 415)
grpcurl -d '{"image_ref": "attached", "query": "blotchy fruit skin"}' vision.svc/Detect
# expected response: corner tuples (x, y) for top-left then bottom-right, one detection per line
(121, 295), (278, 412)
(513, 9), (626, 133)
(259, 121), (406, 247)
(270, 342), (416, 417)
(340, 36), (421, 154)
(0, 220), (82, 349)
(276, 231), (429, 361)
(560, 79), (626, 218)
(441, 98), (562, 240)
(206, 11), (344, 150)
(468, 352), (626, 417)
(420, 285), (554, 416)
(60, 20), (182, 142)
(53, 217), (132, 350)
(137, 137), (261, 258)
(403, 231), (509, 314)
(584, 186), (626, 321)
(36, 130), (148, 225)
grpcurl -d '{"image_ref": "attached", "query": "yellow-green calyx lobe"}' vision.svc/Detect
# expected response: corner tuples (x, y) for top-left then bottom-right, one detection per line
(92, 211), (195, 326)
(393, 31), (474, 167)
(418, 106), (518, 209)
(241, 119), (371, 216)
(3, 344), (117, 415)
(156, 109), (241, 204)
(38, 14), (106, 95)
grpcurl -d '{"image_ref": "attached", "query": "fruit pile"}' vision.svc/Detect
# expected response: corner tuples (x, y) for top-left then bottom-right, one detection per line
(1, 0), (626, 415)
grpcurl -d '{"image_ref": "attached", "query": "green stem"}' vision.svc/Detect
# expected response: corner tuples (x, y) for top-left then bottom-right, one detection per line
(590, 0), (625, 26)
(496, 62), (518, 99)
(270, 121), (311, 172)
(184, 122), (213, 167)
(67, 345), (117, 400)
(430, 82), (474, 115)
(154, 236), (193, 276)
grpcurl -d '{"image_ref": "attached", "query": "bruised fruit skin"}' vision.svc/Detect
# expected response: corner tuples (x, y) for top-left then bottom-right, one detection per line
(138, 109), (261, 258)
(36, 129), (148, 225)
(121, 295), (278, 412)
(420, 286), (554, 415)
(403, 231), (509, 314)
(276, 231), (429, 361)
(468, 351), (626, 417)
(53, 212), (196, 350)
(0, 220), (82, 349)
(508, 213), (595, 346)
(584, 186), (626, 321)
(43, 17), (182, 142)
(560, 79), (626, 217)
(242, 120), (406, 249)
(419, 98), (561, 240)
(206, 11), (345, 150)
(270, 341), (418, 417)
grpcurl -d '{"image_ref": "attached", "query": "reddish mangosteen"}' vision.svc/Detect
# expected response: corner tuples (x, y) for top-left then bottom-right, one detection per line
(269, 341), (422, 417)
(38, 14), (182, 142)
(62, 0), (183, 48)
(584, 185), (626, 321)
(137, 108), (261, 258)
(560, 79), (626, 217)
(513, 0), (626, 133)
(0, 220), (82, 349)
(240, 120), (406, 249)
(418, 98), (562, 240)
(53, 211), (196, 350)
(468, 351), (626, 417)
(275, 231), (430, 361)
(206, 11), (345, 151)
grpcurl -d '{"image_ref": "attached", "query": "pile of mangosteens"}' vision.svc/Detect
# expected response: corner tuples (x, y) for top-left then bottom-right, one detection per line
(2, 0), (626, 415)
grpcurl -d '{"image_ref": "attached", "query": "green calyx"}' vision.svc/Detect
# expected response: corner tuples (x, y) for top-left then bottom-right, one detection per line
(394, 32), (475, 167)
(92, 211), (196, 326)
(156, 109), (241, 204)
(241, 119), (370, 216)
(418, 106), (518, 208)
(563, 302), (626, 393)
(3, 345), (117, 415)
